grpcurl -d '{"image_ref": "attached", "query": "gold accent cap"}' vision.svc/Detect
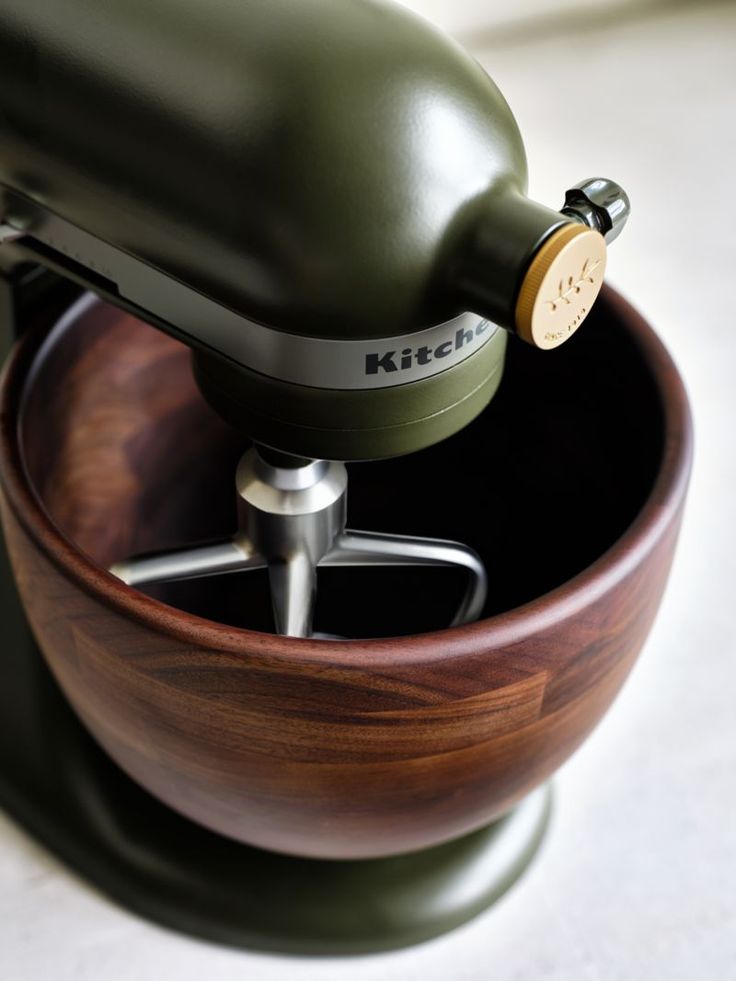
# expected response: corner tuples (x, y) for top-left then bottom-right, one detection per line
(515, 224), (607, 350)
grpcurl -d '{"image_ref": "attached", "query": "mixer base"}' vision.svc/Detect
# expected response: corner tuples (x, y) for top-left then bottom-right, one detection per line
(0, 525), (550, 954)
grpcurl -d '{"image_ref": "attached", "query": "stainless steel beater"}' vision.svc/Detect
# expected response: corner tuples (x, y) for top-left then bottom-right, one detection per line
(110, 447), (487, 637)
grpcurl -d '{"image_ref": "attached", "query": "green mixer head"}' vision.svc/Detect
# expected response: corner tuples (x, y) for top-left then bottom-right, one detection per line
(0, 0), (628, 459)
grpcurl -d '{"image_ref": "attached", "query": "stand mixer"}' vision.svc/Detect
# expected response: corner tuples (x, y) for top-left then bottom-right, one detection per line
(0, 0), (628, 639)
(0, 0), (692, 956)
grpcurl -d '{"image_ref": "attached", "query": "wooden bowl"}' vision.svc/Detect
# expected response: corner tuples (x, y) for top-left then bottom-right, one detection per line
(0, 287), (693, 860)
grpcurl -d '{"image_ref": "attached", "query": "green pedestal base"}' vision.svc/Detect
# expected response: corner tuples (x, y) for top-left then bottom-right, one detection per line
(0, 525), (551, 954)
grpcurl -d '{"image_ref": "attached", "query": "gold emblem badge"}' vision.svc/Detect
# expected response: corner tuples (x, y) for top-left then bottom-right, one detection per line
(515, 224), (607, 349)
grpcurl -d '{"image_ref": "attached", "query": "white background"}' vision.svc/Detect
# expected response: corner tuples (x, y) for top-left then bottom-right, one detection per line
(2, 2), (735, 978)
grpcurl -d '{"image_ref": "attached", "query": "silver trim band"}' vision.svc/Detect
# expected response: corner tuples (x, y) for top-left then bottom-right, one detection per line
(3, 199), (498, 391)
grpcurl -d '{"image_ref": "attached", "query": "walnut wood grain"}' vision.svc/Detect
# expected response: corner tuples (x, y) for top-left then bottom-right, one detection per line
(0, 287), (693, 859)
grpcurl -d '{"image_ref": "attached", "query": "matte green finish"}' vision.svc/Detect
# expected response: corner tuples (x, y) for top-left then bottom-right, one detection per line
(0, 0), (564, 340)
(0, 0), (570, 456)
(194, 326), (507, 460)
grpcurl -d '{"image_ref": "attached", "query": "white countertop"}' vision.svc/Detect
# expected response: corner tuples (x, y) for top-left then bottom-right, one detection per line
(2, 3), (735, 978)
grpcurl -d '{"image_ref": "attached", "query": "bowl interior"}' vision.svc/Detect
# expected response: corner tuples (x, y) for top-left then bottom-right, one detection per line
(19, 293), (665, 637)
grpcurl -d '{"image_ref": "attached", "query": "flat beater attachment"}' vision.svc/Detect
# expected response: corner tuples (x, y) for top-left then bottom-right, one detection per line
(110, 449), (487, 638)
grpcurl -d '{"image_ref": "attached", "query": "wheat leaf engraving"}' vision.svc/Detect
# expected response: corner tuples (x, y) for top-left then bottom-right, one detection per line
(546, 257), (601, 312)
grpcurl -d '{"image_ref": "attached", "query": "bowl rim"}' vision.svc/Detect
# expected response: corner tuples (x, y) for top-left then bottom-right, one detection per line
(0, 285), (694, 668)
